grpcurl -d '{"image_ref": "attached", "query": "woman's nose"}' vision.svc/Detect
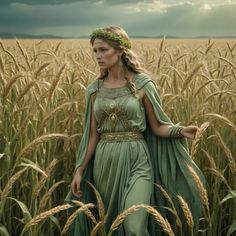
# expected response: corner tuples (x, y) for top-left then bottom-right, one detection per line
(95, 53), (101, 60)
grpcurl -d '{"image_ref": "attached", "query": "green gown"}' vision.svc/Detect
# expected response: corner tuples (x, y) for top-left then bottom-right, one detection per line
(65, 72), (206, 236)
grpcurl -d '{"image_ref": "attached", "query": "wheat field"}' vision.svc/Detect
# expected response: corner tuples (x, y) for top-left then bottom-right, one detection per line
(0, 38), (235, 236)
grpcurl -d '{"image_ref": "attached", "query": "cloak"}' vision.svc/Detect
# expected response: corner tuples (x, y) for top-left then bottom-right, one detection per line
(65, 73), (206, 235)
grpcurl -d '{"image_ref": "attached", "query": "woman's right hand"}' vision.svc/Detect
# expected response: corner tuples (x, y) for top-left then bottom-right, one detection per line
(71, 169), (83, 198)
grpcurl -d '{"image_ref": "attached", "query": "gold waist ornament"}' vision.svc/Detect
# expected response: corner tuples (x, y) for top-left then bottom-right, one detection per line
(99, 131), (144, 142)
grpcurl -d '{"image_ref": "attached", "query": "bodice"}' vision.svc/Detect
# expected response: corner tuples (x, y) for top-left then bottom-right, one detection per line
(93, 85), (146, 133)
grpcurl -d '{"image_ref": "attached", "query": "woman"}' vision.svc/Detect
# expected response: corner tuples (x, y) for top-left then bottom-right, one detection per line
(65, 25), (206, 236)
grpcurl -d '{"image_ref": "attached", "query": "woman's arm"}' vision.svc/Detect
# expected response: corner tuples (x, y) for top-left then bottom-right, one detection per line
(143, 92), (198, 139)
(143, 93), (172, 137)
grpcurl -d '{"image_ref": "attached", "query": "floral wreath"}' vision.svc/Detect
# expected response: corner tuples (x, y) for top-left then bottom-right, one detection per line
(90, 28), (132, 49)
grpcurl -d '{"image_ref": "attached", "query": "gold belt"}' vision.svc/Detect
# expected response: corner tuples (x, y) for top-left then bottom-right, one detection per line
(100, 131), (144, 142)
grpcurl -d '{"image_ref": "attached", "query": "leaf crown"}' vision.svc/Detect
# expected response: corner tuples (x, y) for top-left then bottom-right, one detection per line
(90, 29), (131, 49)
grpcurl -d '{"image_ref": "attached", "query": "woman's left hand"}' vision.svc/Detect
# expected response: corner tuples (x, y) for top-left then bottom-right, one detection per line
(181, 125), (198, 140)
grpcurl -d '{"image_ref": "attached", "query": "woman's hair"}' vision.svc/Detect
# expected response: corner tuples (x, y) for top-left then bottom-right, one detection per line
(90, 25), (150, 94)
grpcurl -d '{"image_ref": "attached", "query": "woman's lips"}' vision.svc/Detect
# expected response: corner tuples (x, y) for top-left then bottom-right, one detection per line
(98, 62), (105, 66)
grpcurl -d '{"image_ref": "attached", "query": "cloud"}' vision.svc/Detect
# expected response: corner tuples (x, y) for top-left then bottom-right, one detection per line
(0, 0), (235, 37)
(0, 1), (130, 36)
(103, 0), (236, 9)
(132, 1), (194, 13)
(123, 2), (236, 37)
(0, 0), (88, 6)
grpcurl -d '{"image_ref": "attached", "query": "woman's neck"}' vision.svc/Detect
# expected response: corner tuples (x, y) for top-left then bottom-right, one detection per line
(106, 63), (125, 81)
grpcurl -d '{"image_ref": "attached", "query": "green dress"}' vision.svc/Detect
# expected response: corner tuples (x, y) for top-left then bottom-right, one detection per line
(65, 73), (206, 236)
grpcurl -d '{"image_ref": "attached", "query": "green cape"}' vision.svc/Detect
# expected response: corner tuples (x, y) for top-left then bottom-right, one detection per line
(65, 73), (206, 235)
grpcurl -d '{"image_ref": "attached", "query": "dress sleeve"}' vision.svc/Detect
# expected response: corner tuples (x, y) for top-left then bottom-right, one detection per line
(75, 86), (93, 170)
(65, 82), (97, 205)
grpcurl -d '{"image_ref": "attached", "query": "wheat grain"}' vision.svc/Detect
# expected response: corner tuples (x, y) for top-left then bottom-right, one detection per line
(1, 167), (28, 203)
(61, 203), (95, 236)
(177, 195), (194, 229)
(191, 122), (210, 159)
(32, 158), (59, 200)
(86, 181), (106, 220)
(108, 204), (174, 236)
(23, 203), (73, 233)
(15, 133), (68, 165)
(215, 130), (236, 174)
(38, 180), (65, 212)
(71, 200), (97, 224)
(187, 166), (209, 210)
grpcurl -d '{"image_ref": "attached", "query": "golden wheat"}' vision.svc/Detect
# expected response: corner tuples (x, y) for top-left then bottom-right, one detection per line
(187, 166), (209, 210)
(61, 203), (95, 236)
(191, 122), (210, 159)
(22, 204), (73, 234)
(15, 133), (69, 165)
(215, 130), (236, 174)
(1, 38), (235, 236)
(177, 195), (194, 229)
(38, 180), (65, 212)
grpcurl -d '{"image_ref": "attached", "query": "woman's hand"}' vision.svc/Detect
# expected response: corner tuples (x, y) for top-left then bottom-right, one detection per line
(71, 169), (83, 198)
(181, 125), (198, 140)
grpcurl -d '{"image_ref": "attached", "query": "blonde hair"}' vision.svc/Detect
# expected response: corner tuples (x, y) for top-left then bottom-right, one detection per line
(90, 25), (151, 94)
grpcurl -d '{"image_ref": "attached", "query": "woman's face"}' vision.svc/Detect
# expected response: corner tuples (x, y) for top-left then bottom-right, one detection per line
(92, 38), (121, 69)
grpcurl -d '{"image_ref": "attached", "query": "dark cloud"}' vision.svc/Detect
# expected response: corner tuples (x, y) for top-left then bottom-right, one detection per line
(0, 2), (107, 28)
(0, 1), (127, 36)
(0, 0), (89, 6)
(0, 0), (235, 37)
(102, 0), (137, 5)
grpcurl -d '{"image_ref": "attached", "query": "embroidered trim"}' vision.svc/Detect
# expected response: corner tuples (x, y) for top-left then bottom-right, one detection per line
(100, 131), (143, 142)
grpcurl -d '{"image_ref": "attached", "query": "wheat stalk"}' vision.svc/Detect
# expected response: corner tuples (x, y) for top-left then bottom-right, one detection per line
(34, 62), (51, 78)
(202, 150), (217, 169)
(108, 204), (174, 236)
(2, 75), (22, 99)
(22, 204), (73, 235)
(40, 101), (77, 129)
(177, 195), (194, 229)
(154, 184), (175, 210)
(38, 180), (65, 212)
(61, 203), (95, 236)
(48, 64), (66, 100)
(16, 39), (31, 70)
(90, 215), (108, 236)
(215, 130), (236, 174)
(187, 166), (209, 210)
(0, 41), (20, 71)
(17, 81), (36, 102)
(204, 113), (236, 133)
(1, 167), (28, 204)
(71, 200), (97, 224)
(15, 133), (68, 166)
(218, 56), (236, 71)
(86, 181), (106, 220)
(191, 122), (210, 159)
(204, 167), (228, 184)
(108, 205), (141, 235)
(145, 205), (175, 236)
(32, 158), (59, 200)
(182, 64), (203, 90)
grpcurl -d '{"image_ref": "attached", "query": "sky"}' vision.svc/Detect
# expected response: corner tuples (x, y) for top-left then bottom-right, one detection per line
(0, 0), (236, 37)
